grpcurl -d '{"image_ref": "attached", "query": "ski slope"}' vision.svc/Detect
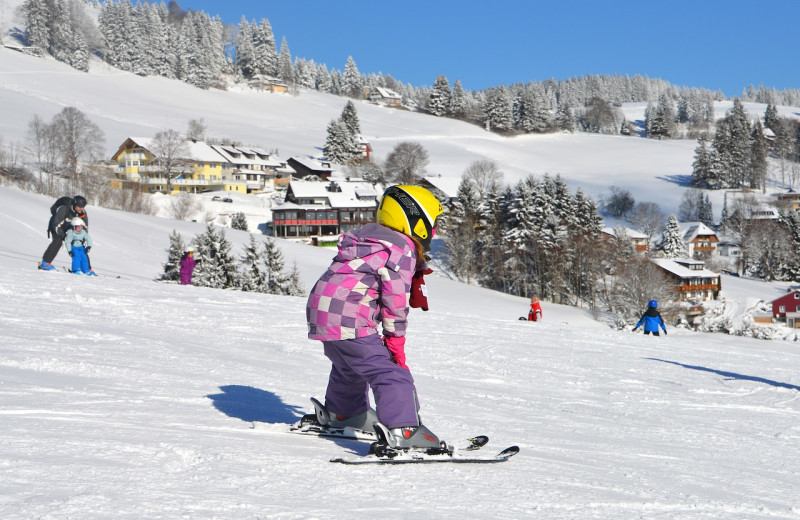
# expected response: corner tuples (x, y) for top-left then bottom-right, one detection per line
(1, 187), (799, 519)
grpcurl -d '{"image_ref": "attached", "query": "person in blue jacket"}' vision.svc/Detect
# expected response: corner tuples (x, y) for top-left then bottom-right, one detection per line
(64, 218), (94, 275)
(633, 300), (667, 336)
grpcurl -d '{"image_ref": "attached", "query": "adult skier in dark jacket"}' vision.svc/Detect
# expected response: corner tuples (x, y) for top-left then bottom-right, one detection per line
(633, 300), (667, 336)
(40, 195), (88, 271)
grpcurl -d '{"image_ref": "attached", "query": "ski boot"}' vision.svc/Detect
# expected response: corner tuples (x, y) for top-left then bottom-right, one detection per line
(371, 421), (448, 458)
(39, 261), (55, 271)
(312, 397), (378, 432)
(291, 398), (378, 440)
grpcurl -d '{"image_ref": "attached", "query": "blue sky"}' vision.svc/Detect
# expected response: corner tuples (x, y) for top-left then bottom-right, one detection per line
(179, 0), (798, 97)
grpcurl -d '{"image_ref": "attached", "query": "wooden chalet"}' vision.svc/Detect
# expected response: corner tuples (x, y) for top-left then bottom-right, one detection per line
(679, 222), (718, 260)
(650, 258), (721, 302)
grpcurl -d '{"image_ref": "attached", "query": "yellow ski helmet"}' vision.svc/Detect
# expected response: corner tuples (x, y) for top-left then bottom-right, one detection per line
(377, 185), (443, 251)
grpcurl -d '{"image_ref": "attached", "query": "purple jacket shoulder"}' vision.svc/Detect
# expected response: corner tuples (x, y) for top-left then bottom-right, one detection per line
(306, 224), (417, 341)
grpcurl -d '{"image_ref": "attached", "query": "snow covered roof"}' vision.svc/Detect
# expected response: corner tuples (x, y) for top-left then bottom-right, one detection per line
(117, 137), (231, 163)
(679, 222), (717, 242)
(287, 179), (379, 209)
(650, 258), (719, 280)
(370, 87), (401, 99)
(601, 226), (648, 240)
(209, 144), (282, 167)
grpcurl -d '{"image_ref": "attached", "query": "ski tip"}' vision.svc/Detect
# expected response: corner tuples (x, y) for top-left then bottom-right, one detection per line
(466, 435), (490, 450)
(497, 446), (520, 458)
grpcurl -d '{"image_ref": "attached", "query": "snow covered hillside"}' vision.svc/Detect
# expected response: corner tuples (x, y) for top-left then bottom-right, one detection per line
(2, 187), (800, 519)
(2, 43), (798, 222)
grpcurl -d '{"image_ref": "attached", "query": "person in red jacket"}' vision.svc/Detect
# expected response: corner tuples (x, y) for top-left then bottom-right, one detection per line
(528, 296), (542, 322)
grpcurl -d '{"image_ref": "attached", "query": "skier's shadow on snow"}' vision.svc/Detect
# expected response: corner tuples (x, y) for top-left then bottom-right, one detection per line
(647, 359), (800, 391)
(206, 385), (304, 424)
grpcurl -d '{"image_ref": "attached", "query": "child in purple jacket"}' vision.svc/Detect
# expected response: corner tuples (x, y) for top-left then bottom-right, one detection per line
(179, 246), (197, 285)
(306, 185), (443, 450)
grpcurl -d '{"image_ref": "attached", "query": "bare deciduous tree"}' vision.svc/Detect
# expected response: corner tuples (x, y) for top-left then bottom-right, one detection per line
(168, 192), (202, 220)
(463, 159), (503, 198)
(384, 141), (429, 184)
(151, 129), (189, 194)
(613, 257), (673, 318)
(626, 201), (666, 251)
(186, 118), (206, 141)
(50, 106), (105, 190)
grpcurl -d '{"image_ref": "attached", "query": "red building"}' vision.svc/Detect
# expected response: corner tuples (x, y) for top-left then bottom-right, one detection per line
(770, 290), (800, 323)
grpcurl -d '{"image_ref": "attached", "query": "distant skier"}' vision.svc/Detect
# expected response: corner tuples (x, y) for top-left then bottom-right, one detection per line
(40, 195), (88, 271)
(528, 295), (543, 322)
(64, 218), (94, 275)
(179, 246), (198, 285)
(633, 300), (667, 336)
(306, 185), (444, 450)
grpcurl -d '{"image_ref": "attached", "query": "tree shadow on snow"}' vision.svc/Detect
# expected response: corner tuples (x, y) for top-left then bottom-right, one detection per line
(655, 174), (694, 188)
(647, 358), (800, 391)
(206, 385), (305, 424)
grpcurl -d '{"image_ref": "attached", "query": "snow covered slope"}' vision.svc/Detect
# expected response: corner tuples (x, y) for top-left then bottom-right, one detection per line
(2, 187), (800, 519)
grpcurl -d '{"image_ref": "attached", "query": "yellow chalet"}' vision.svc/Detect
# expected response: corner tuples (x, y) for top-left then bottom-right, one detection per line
(111, 137), (247, 194)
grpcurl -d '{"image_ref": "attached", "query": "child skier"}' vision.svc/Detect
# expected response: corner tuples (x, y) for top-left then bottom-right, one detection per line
(179, 246), (198, 285)
(633, 300), (667, 336)
(306, 185), (444, 450)
(64, 218), (94, 275)
(528, 295), (543, 321)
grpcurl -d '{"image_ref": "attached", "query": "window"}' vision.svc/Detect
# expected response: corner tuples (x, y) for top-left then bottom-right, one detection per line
(780, 305), (786, 313)
(794, 293), (800, 299)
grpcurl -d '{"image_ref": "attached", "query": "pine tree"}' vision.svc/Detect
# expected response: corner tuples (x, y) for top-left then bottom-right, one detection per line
(451, 79), (468, 119)
(277, 36), (293, 84)
(160, 230), (185, 281)
(659, 214), (688, 258)
(555, 101), (575, 132)
(648, 93), (675, 139)
(749, 120), (768, 191)
(340, 100), (361, 137)
(343, 56), (363, 98)
(445, 176), (482, 283)
(252, 18), (278, 77)
(691, 137), (713, 188)
(235, 17), (256, 78)
(712, 98), (752, 188)
(22, 0), (51, 51)
(263, 237), (289, 294)
(284, 262), (306, 296)
(699, 194), (714, 227)
(239, 234), (269, 292)
(483, 86), (514, 132)
(429, 75), (452, 117)
(193, 224), (238, 289)
(323, 119), (359, 164)
(764, 102), (780, 132)
(231, 212), (249, 231)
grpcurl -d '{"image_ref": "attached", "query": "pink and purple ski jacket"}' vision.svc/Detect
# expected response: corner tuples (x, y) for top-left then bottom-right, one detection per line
(307, 224), (417, 341)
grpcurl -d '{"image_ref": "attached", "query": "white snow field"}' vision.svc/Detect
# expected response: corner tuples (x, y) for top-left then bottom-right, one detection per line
(1, 187), (799, 519)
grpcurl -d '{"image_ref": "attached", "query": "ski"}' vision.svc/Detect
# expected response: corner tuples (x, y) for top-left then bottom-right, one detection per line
(289, 414), (378, 441)
(330, 444), (519, 465)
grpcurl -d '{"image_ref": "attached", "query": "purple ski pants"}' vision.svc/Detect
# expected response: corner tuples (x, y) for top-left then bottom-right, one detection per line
(322, 335), (420, 429)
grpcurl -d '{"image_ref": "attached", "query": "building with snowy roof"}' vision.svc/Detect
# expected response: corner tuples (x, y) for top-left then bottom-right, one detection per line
(650, 258), (721, 302)
(271, 178), (380, 238)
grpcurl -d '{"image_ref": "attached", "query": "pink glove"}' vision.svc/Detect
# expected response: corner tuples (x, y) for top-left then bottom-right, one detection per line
(383, 336), (408, 370)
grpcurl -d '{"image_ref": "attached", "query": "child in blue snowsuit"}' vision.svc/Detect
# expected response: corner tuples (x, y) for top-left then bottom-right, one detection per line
(633, 300), (667, 336)
(64, 218), (94, 275)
